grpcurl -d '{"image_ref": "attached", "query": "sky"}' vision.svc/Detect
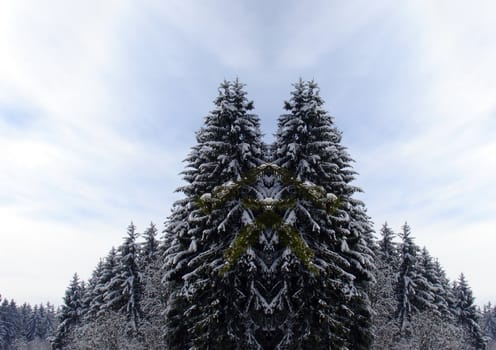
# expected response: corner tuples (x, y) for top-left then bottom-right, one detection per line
(1, 0), (495, 306)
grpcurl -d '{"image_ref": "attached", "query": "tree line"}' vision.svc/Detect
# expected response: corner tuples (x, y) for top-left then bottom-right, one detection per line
(0, 295), (57, 349)
(372, 222), (485, 348)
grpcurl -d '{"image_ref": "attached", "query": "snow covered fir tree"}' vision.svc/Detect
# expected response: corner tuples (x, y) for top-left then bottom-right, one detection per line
(162, 79), (265, 349)
(46, 79), (490, 349)
(270, 80), (375, 349)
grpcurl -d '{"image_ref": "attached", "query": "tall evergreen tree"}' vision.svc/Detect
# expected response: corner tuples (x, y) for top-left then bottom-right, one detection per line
(378, 222), (398, 267)
(92, 247), (118, 318)
(52, 273), (83, 349)
(18, 303), (32, 342)
(480, 303), (496, 343)
(0, 297), (15, 349)
(395, 223), (433, 334)
(81, 259), (104, 321)
(272, 79), (375, 349)
(141, 222), (159, 266)
(163, 79), (264, 349)
(26, 304), (40, 342)
(371, 223), (398, 348)
(481, 302), (496, 341)
(453, 273), (486, 349)
(418, 247), (446, 318)
(140, 221), (164, 336)
(35, 304), (48, 339)
(433, 258), (457, 321)
(103, 222), (143, 332)
(43, 302), (57, 341)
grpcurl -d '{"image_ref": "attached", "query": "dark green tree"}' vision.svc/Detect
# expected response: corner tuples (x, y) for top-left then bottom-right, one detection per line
(103, 223), (143, 332)
(163, 79), (264, 349)
(26, 304), (40, 342)
(453, 273), (486, 349)
(91, 247), (118, 318)
(80, 259), (104, 321)
(0, 297), (16, 349)
(481, 302), (496, 342)
(395, 223), (433, 334)
(378, 222), (398, 266)
(418, 247), (447, 318)
(141, 222), (159, 266)
(272, 79), (375, 349)
(433, 258), (457, 320)
(52, 273), (83, 349)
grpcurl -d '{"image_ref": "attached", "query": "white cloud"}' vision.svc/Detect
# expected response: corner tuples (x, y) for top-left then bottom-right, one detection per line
(274, 0), (395, 68)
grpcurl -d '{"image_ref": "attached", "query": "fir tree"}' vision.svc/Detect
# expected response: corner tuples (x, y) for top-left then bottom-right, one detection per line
(433, 258), (457, 320)
(272, 79), (375, 349)
(35, 304), (48, 339)
(0, 297), (16, 349)
(103, 222), (143, 332)
(163, 79), (264, 349)
(92, 247), (118, 318)
(481, 302), (496, 342)
(81, 259), (104, 321)
(395, 223), (433, 334)
(377, 222), (398, 266)
(43, 302), (57, 341)
(52, 273), (83, 349)
(418, 247), (446, 318)
(141, 222), (159, 266)
(139, 221), (163, 332)
(18, 303), (32, 342)
(371, 224), (398, 348)
(26, 304), (39, 342)
(453, 273), (486, 349)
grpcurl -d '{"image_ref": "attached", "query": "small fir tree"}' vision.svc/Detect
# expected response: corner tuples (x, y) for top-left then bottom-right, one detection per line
(52, 273), (83, 349)
(92, 247), (118, 318)
(481, 302), (496, 342)
(141, 222), (159, 266)
(453, 273), (486, 349)
(418, 247), (447, 318)
(0, 297), (16, 349)
(395, 223), (433, 334)
(80, 260), (104, 321)
(378, 222), (398, 267)
(103, 222), (143, 332)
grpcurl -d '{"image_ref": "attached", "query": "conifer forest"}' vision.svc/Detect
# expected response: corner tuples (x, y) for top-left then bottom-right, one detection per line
(2, 80), (495, 350)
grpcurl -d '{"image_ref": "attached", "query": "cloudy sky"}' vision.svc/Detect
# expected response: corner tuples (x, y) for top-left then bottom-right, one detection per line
(1, 0), (495, 306)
